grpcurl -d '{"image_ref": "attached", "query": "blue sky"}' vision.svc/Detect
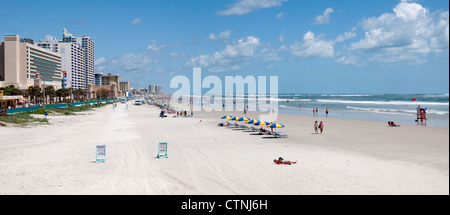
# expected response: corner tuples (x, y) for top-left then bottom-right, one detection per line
(1, 0), (449, 94)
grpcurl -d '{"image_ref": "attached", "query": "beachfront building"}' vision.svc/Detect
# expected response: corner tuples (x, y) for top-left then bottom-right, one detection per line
(37, 35), (84, 90)
(36, 29), (94, 91)
(80, 35), (94, 89)
(148, 84), (161, 95)
(0, 34), (62, 91)
(94, 73), (103, 86)
(119, 81), (130, 97)
(102, 73), (119, 86)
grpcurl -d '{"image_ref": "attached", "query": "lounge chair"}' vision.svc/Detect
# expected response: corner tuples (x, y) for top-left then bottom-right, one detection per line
(274, 132), (288, 138)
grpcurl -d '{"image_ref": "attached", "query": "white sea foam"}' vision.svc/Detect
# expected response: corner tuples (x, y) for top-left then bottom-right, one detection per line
(317, 99), (449, 106)
(346, 106), (449, 115)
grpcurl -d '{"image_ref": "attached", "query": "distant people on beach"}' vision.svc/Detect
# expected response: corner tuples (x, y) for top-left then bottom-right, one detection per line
(313, 107), (315, 116)
(388, 121), (400, 127)
(314, 121), (318, 134)
(274, 157), (297, 165)
(316, 108), (318, 116)
(319, 121), (324, 134)
(326, 108), (329, 117)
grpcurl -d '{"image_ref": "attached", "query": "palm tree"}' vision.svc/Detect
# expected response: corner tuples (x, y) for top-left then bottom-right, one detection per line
(27, 86), (41, 104)
(0, 85), (23, 96)
(45, 86), (56, 104)
(56, 89), (64, 103)
(67, 87), (73, 102)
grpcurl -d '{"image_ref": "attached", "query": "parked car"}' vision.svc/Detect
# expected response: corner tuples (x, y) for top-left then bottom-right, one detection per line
(134, 100), (142, 105)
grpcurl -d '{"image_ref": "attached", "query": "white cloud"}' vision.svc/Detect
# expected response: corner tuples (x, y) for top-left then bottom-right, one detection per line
(290, 31), (334, 58)
(217, 0), (288, 16)
(187, 36), (262, 72)
(314, 8), (334, 25)
(95, 57), (107, 66)
(279, 31), (285, 42)
(94, 57), (107, 72)
(209, 30), (232, 40)
(350, 1), (449, 63)
(131, 18), (142, 24)
(276, 12), (284, 19)
(335, 55), (360, 65)
(335, 31), (356, 43)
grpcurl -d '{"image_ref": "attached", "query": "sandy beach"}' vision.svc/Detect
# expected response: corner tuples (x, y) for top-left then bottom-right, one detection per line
(0, 102), (448, 195)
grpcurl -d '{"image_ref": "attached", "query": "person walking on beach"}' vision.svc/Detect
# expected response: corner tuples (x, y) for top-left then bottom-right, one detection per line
(314, 121), (318, 134)
(313, 107), (315, 116)
(319, 121), (324, 134)
(315, 108), (318, 116)
(326, 108), (329, 117)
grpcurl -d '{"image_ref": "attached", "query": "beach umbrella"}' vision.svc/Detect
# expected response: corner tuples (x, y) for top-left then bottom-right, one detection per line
(248, 119), (259, 124)
(267, 123), (285, 128)
(221, 115), (233, 120)
(231, 116), (238, 121)
(254, 121), (270, 126)
(238, 117), (250, 122)
(235, 117), (242, 121)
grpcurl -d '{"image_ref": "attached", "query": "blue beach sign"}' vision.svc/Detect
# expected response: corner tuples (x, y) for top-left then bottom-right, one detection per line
(96, 145), (106, 162)
(157, 142), (168, 158)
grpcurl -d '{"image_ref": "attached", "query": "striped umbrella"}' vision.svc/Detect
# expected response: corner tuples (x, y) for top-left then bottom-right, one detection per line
(267, 123), (285, 128)
(221, 115), (233, 120)
(247, 119), (259, 124)
(238, 117), (250, 122)
(254, 121), (270, 126)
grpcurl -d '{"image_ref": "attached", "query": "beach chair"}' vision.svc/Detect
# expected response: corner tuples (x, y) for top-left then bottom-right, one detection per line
(251, 126), (259, 132)
(274, 132), (288, 138)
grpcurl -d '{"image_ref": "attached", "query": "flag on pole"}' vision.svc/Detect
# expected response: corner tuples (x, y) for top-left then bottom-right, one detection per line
(411, 97), (417, 101)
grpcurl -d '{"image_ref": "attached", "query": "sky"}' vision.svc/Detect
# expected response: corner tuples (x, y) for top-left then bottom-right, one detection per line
(1, 0), (449, 94)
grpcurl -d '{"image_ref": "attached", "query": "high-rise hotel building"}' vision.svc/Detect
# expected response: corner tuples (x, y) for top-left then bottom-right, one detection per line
(0, 34), (62, 90)
(37, 29), (94, 91)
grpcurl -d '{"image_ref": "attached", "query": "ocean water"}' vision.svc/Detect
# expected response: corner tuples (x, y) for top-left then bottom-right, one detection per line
(178, 93), (449, 128)
(276, 93), (449, 128)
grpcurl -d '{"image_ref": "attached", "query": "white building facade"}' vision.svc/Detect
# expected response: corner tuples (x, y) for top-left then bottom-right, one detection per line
(36, 29), (94, 91)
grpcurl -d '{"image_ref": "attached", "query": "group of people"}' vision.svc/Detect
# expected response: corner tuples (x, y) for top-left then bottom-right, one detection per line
(176, 110), (193, 117)
(312, 107), (329, 117)
(314, 121), (324, 134)
(273, 157), (297, 165)
(387, 121), (400, 127)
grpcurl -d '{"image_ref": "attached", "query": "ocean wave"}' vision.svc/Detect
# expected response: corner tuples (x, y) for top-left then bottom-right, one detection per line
(320, 94), (371, 97)
(317, 99), (449, 106)
(346, 106), (449, 115)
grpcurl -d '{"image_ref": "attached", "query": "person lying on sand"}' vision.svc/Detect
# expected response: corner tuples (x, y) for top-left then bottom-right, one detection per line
(388, 121), (400, 127)
(274, 157), (297, 165)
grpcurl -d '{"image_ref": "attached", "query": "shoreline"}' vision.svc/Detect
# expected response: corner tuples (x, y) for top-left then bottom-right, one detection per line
(0, 102), (448, 194)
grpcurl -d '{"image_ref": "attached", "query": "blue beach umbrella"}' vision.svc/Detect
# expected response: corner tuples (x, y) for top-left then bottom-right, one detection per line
(238, 117), (250, 122)
(248, 119), (259, 124)
(267, 123), (285, 128)
(254, 121), (270, 126)
(221, 115), (233, 120)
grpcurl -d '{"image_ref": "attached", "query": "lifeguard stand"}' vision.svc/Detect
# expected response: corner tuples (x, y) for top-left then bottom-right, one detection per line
(416, 108), (427, 122)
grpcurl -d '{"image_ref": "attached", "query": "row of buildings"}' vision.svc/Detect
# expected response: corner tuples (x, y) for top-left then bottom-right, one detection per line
(0, 29), (133, 98)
